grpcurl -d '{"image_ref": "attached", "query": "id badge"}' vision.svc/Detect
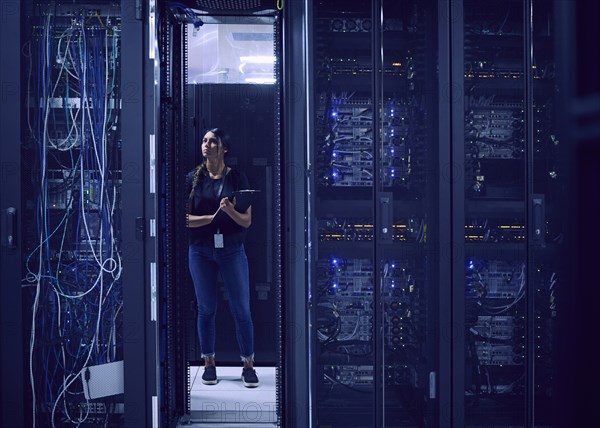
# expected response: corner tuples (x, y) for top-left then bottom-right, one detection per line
(214, 233), (224, 248)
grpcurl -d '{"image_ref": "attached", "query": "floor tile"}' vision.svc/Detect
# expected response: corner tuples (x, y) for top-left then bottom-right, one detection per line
(188, 366), (277, 424)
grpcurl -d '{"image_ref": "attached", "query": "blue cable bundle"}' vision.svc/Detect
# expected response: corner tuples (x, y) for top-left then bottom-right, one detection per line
(24, 8), (123, 427)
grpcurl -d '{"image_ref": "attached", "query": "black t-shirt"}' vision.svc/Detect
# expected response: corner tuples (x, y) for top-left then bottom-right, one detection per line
(186, 167), (250, 246)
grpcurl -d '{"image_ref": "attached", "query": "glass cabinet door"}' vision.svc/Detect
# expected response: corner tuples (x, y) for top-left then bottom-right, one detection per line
(310, 1), (375, 425)
(309, 0), (439, 426)
(380, 1), (439, 426)
(464, 0), (564, 426)
(460, 1), (560, 426)
(462, 0), (528, 426)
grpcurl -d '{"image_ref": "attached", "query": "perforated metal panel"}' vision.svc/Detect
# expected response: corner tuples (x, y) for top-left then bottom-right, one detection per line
(189, 0), (275, 11)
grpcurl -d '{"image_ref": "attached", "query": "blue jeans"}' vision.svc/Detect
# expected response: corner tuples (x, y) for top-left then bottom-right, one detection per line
(188, 243), (254, 362)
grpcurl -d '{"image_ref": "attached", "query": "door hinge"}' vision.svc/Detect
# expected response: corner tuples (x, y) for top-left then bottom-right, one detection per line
(135, 0), (142, 20)
(429, 371), (436, 399)
(149, 134), (156, 194)
(150, 262), (157, 322)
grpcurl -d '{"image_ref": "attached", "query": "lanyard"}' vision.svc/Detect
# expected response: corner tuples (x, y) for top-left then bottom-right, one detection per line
(214, 166), (228, 246)
(214, 166), (228, 201)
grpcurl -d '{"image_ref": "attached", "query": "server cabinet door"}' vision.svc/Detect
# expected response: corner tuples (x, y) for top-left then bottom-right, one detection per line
(13, 2), (141, 426)
(531, 1), (559, 425)
(309, 0), (441, 426)
(461, 1), (528, 426)
(310, 1), (376, 426)
(380, 1), (440, 426)
(0, 1), (24, 426)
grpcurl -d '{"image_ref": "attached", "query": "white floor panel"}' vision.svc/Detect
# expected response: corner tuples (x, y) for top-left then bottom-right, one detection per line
(188, 366), (277, 425)
(190, 366), (200, 387)
(178, 423), (277, 428)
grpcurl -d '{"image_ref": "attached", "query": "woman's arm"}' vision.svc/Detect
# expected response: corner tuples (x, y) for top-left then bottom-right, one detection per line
(219, 197), (252, 228)
(186, 213), (215, 228)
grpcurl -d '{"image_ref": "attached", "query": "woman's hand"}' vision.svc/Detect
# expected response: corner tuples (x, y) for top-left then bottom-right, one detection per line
(219, 196), (252, 228)
(219, 196), (236, 215)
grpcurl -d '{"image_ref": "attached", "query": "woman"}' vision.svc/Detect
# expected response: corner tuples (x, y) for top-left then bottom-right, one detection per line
(186, 128), (258, 388)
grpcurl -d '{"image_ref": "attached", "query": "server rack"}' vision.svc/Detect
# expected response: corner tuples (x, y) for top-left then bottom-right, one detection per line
(453, 1), (561, 426)
(308, 1), (441, 426)
(0, 1), (155, 427)
(305, 0), (561, 426)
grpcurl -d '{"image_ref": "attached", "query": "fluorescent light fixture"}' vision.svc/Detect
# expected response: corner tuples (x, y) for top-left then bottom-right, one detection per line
(244, 77), (276, 84)
(240, 55), (275, 64)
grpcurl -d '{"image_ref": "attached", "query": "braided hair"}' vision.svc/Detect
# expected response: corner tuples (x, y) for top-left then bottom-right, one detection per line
(187, 128), (230, 214)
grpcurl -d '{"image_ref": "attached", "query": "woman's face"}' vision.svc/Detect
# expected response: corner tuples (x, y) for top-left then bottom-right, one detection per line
(201, 131), (226, 160)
